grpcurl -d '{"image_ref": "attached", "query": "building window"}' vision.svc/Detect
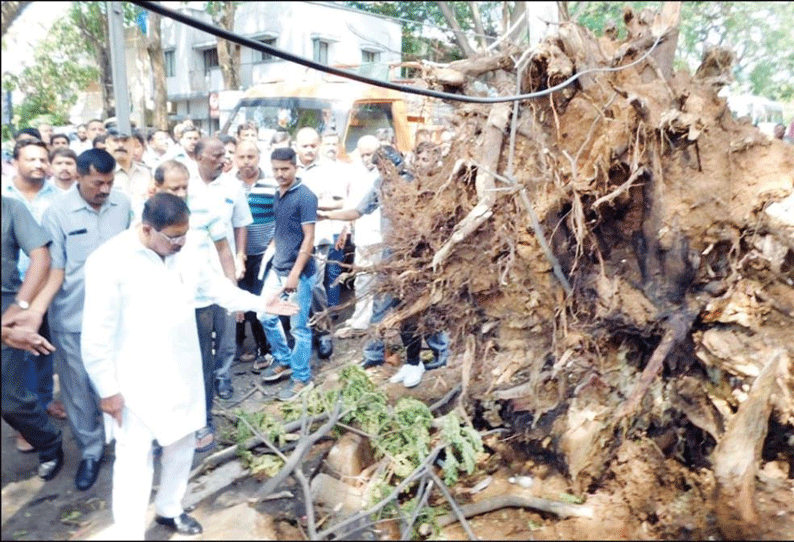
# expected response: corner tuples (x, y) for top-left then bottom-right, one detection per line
(362, 50), (380, 64)
(258, 38), (276, 62)
(203, 47), (219, 75)
(164, 50), (176, 77)
(313, 39), (329, 65)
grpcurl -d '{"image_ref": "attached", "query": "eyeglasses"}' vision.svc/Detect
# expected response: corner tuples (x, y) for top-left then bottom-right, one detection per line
(154, 229), (187, 245)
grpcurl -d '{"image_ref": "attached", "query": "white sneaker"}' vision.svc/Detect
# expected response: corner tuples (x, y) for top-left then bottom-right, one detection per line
(389, 364), (411, 384)
(401, 363), (425, 388)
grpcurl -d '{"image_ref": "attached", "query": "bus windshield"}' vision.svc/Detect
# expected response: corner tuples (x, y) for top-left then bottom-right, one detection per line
(225, 97), (348, 140)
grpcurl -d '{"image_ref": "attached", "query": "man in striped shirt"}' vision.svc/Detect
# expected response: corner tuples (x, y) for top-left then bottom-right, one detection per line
(233, 140), (278, 366)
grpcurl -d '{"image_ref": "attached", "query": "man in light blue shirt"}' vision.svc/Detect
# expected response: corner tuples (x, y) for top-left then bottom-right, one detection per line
(40, 148), (132, 491)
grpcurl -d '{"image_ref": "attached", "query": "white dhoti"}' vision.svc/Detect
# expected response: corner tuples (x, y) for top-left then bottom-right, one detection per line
(108, 407), (196, 540)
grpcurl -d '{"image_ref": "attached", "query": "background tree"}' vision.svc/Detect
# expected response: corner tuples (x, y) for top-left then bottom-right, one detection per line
(345, 1), (502, 63)
(144, 7), (169, 129)
(204, 1), (240, 90)
(1, 1), (32, 38)
(65, 2), (138, 119)
(567, 1), (794, 100)
(2, 21), (97, 128)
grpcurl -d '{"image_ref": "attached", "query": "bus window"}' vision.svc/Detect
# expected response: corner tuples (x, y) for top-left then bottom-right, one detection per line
(344, 102), (395, 153)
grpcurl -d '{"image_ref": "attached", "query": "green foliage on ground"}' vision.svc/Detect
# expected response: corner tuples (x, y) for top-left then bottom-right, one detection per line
(233, 364), (485, 536)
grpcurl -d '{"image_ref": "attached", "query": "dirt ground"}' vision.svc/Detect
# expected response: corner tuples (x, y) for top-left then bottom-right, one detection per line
(3, 278), (794, 541)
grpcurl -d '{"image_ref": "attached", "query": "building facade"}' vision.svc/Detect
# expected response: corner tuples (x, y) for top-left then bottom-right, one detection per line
(159, 2), (402, 133)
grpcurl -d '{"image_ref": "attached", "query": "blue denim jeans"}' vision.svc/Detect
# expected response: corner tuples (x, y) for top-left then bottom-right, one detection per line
(259, 270), (315, 383)
(325, 234), (344, 309)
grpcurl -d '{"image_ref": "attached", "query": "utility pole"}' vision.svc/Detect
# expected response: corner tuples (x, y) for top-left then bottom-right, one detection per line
(108, 1), (131, 133)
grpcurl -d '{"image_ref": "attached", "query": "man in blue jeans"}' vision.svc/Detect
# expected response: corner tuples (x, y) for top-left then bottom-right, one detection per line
(259, 147), (318, 401)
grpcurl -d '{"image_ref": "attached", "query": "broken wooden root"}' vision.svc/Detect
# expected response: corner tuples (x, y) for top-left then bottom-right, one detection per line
(436, 494), (595, 528)
(712, 349), (786, 540)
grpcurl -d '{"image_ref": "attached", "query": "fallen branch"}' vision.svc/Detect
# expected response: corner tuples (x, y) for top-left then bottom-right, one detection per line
(427, 469), (478, 540)
(401, 475), (434, 540)
(250, 402), (343, 502)
(436, 494), (594, 528)
(190, 412), (331, 480)
(317, 444), (444, 540)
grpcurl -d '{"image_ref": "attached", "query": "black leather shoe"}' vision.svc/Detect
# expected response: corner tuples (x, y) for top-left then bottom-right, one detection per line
(155, 512), (203, 535)
(75, 457), (102, 491)
(215, 376), (233, 400)
(38, 446), (64, 481)
(317, 335), (333, 359)
(360, 358), (383, 369)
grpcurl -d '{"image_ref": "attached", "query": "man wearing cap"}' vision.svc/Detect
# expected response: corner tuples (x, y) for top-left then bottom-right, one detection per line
(108, 129), (152, 210)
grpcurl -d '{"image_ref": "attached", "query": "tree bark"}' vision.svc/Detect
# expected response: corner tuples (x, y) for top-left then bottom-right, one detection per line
(437, 1), (476, 58)
(146, 11), (168, 129)
(215, 2), (240, 90)
(468, 2), (487, 50)
(1, 1), (32, 37)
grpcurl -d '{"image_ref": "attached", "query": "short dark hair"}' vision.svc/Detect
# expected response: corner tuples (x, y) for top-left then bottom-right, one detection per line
(93, 134), (107, 147)
(142, 192), (190, 230)
(51, 133), (70, 146)
(194, 137), (222, 159)
(271, 147), (296, 163)
(77, 123), (87, 130)
(147, 129), (169, 143)
(321, 129), (339, 139)
(236, 121), (257, 136)
(219, 134), (237, 146)
(132, 129), (146, 145)
(87, 119), (104, 127)
(76, 148), (116, 175)
(13, 139), (48, 160)
(153, 159), (189, 186)
(14, 127), (42, 141)
(50, 147), (78, 162)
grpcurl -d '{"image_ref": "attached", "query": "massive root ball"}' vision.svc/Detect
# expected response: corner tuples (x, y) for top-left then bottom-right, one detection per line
(367, 14), (793, 541)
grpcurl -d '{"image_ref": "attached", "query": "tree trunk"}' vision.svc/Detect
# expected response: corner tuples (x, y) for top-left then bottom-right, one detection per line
(146, 11), (168, 129)
(1, 1), (32, 37)
(505, 1), (528, 46)
(437, 1), (476, 58)
(215, 2), (240, 90)
(469, 2), (487, 50)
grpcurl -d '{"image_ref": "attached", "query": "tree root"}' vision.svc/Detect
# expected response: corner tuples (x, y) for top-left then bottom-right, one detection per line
(436, 494), (594, 528)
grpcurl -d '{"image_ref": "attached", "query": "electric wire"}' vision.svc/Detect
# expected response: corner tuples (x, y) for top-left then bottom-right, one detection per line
(132, 0), (664, 104)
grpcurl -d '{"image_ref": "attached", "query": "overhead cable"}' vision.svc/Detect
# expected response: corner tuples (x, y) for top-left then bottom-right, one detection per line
(131, 1), (664, 104)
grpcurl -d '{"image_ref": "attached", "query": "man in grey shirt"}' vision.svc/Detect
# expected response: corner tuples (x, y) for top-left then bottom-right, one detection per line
(1, 196), (64, 481)
(40, 149), (132, 491)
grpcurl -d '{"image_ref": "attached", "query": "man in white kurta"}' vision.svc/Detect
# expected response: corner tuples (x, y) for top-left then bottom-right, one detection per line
(81, 193), (295, 539)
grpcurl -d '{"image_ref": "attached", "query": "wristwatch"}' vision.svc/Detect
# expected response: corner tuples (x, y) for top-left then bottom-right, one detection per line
(14, 299), (30, 310)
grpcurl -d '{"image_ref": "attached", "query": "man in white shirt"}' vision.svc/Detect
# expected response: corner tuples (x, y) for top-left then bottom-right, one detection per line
(142, 129), (171, 170)
(295, 127), (346, 359)
(81, 192), (296, 539)
(334, 135), (382, 336)
(190, 138), (252, 400)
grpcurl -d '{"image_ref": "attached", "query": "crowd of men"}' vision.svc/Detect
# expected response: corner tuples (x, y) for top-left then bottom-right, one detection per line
(1, 116), (449, 537)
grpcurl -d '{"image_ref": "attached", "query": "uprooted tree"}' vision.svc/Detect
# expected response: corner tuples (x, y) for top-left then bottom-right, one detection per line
(354, 5), (793, 539)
